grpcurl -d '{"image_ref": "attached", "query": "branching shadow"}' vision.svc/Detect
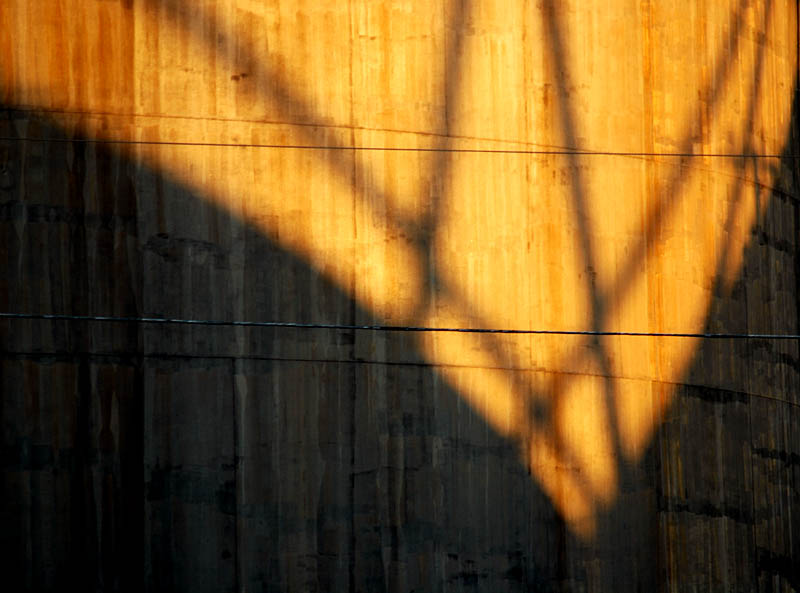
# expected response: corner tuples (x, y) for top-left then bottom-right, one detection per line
(536, 0), (781, 510)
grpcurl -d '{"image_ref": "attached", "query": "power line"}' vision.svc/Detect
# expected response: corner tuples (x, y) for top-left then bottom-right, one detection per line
(0, 136), (796, 159)
(1, 311), (799, 340)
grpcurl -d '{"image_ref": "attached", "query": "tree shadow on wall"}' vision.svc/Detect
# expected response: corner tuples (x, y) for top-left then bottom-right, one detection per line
(2, 4), (800, 587)
(0, 110), (584, 593)
(2, 83), (799, 593)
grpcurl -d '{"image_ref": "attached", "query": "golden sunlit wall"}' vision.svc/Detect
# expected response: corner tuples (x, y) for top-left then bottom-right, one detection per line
(1, 1), (799, 591)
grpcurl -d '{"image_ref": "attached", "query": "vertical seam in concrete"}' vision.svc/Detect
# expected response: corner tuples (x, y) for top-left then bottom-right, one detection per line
(347, 2), (357, 591)
(231, 357), (239, 593)
(791, 3), (800, 582)
(746, 311), (757, 588)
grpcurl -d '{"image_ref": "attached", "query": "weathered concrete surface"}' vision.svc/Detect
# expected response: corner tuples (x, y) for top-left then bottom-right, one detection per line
(1, 1), (799, 591)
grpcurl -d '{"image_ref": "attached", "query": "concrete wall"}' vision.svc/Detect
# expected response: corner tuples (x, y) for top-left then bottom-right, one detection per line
(1, 1), (799, 591)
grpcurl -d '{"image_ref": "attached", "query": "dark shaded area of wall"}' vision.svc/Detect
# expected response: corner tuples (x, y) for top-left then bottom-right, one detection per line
(0, 92), (799, 593)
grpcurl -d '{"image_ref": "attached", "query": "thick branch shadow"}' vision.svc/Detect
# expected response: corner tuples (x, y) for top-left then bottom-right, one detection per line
(139, 0), (554, 421)
(536, 0), (780, 508)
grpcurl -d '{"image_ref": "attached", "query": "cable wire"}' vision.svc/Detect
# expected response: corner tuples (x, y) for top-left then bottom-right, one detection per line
(1, 311), (799, 339)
